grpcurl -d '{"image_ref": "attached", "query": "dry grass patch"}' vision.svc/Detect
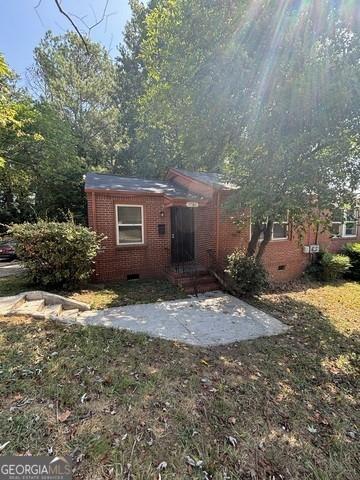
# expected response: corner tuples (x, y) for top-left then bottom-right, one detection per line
(0, 275), (186, 309)
(0, 281), (359, 479)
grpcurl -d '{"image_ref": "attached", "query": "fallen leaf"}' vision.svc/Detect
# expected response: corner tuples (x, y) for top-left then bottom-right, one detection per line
(307, 425), (317, 434)
(228, 416), (237, 425)
(58, 410), (71, 423)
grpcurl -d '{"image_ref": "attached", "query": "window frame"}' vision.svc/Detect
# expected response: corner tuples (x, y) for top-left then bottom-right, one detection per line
(250, 218), (289, 242)
(331, 209), (358, 239)
(271, 221), (289, 241)
(115, 204), (144, 246)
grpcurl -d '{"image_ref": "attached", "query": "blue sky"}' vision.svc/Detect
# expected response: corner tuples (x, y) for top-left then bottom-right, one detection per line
(0, 0), (132, 82)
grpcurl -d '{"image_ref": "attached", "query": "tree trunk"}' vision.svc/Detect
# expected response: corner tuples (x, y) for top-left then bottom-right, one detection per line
(247, 221), (261, 257)
(256, 219), (273, 260)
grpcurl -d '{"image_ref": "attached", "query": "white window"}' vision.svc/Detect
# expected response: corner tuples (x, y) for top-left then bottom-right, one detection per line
(116, 205), (144, 245)
(272, 221), (289, 240)
(331, 209), (358, 238)
(255, 219), (289, 241)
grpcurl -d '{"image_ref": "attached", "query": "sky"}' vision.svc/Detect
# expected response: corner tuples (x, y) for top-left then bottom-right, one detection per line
(0, 0), (132, 83)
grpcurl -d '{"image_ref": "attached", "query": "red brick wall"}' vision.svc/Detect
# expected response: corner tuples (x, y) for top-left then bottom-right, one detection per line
(167, 171), (214, 198)
(261, 230), (312, 282)
(217, 193), (250, 265)
(215, 196), (360, 282)
(319, 232), (359, 253)
(248, 224), (359, 283)
(87, 189), (359, 284)
(194, 200), (217, 267)
(87, 192), (171, 281)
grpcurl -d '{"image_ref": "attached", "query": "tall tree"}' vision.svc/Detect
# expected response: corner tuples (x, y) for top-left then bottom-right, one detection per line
(139, 0), (360, 256)
(0, 53), (87, 226)
(27, 104), (86, 221)
(29, 31), (126, 172)
(0, 54), (39, 169)
(114, 0), (158, 175)
(0, 55), (42, 228)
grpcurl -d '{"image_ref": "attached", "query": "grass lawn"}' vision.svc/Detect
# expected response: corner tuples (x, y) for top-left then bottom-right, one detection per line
(0, 274), (186, 309)
(0, 279), (359, 479)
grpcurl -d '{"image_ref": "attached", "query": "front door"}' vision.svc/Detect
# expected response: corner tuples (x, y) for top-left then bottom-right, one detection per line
(171, 207), (195, 263)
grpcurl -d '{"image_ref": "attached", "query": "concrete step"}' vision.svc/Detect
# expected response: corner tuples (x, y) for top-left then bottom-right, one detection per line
(14, 299), (45, 315)
(168, 268), (209, 279)
(60, 308), (79, 320)
(184, 282), (221, 294)
(33, 303), (63, 319)
(176, 275), (217, 287)
(1, 295), (26, 316)
(1, 291), (90, 321)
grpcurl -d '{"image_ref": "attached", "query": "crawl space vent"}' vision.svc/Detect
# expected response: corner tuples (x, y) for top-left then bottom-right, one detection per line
(127, 274), (140, 281)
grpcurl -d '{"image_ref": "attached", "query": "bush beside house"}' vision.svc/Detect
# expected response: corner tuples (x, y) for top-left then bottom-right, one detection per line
(343, 243), (360, 280)
(8, 220), (102, 288)
(226, 249), (269, 296)
(320, 253), (351, 281)
(308, 252), (351, 282)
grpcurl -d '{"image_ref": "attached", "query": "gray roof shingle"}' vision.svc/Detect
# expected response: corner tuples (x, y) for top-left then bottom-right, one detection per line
(85, 173), (204, 200)
(171, 168), (236, 189)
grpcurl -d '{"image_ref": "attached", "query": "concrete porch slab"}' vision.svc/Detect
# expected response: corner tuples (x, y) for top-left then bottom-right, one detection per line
(73, 291), (289, 346)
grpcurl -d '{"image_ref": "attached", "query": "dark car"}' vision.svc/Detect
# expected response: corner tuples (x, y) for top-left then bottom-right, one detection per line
(0, 240), (17, 261)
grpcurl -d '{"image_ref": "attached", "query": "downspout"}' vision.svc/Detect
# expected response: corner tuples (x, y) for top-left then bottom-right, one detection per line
(91, 190), (98, 281)
(91, 191), (97, 231)
(216, 191), (221, 261)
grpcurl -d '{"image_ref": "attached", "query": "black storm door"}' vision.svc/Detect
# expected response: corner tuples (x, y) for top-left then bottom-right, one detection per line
(171, 207), (195, 263)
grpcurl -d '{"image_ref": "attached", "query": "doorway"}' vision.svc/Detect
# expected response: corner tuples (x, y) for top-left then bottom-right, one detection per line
(170, 207), (195, 263)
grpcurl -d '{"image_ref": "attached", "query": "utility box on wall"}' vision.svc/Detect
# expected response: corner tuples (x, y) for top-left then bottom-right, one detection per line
(303, 244), (320, 254)
(158, 224), (166, 235)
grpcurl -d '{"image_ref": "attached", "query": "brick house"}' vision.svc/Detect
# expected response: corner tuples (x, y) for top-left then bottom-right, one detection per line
(85, 168), (359, 290)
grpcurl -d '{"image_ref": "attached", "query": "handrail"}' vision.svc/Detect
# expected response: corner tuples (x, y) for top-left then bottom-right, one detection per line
(172, 248), (200, 296)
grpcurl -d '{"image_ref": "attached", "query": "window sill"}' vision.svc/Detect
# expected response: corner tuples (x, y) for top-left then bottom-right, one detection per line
(258, 238), (289, 243)
(115, 243), (147, 250)
(331, 235), (357, 240)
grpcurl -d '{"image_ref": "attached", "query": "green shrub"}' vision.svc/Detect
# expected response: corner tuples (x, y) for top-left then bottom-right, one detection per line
(343, 243), (360, 280)
(225, 249), (268, 296)
(304, 259), (323, 280)
(8, 220), (103, 288)
(320, 252), (351, 281)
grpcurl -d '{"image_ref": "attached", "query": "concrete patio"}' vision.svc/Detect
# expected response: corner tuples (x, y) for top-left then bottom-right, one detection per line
(72, 291), (289, 346)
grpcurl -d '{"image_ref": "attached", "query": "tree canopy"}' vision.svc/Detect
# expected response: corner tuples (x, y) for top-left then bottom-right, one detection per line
(30, 31), (126, 172)
(137, 0), (360, 255)
(1, 0), (360, 256)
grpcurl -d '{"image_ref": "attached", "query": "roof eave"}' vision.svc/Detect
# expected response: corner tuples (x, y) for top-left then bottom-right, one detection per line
(168, 167), (235, 191)
(84, 187), (164, 196)
(167, 168), (219, 190)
